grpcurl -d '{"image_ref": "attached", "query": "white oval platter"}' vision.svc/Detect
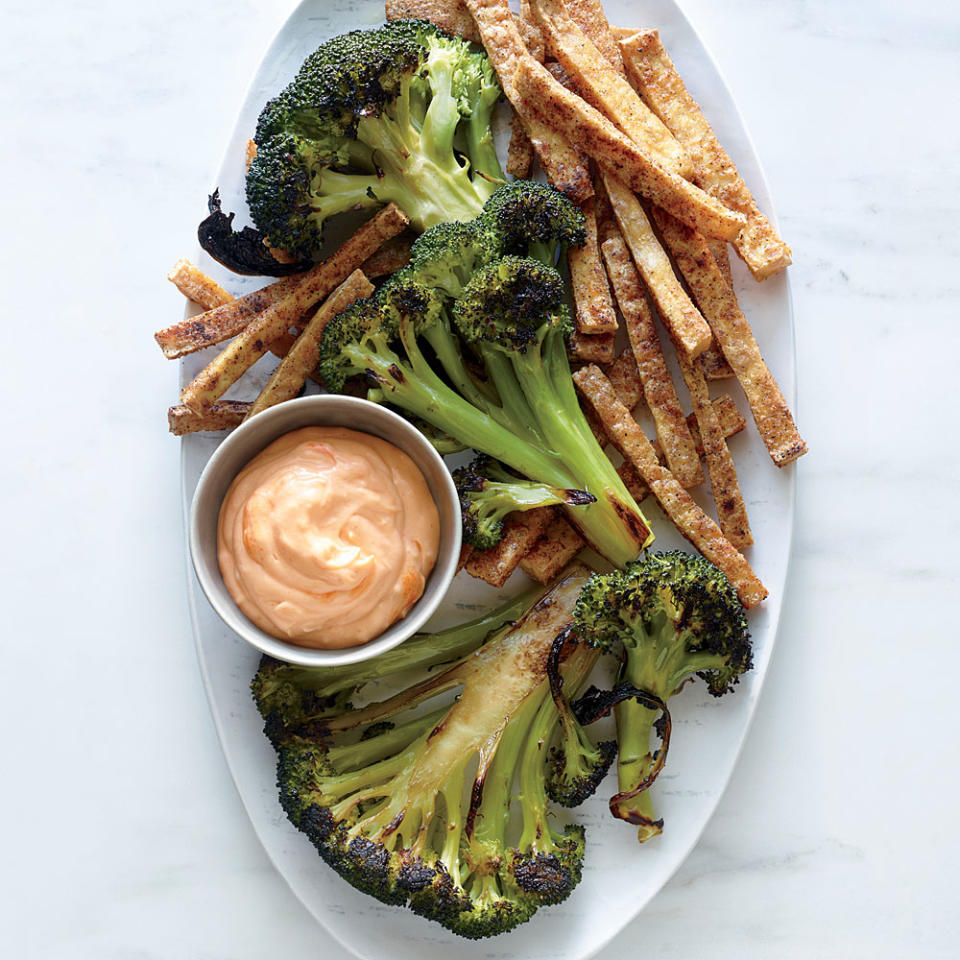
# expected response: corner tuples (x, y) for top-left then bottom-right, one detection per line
(179, 1), (798, 957)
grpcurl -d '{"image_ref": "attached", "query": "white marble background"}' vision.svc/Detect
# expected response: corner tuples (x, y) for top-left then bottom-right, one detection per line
(2, 0), (958, 956)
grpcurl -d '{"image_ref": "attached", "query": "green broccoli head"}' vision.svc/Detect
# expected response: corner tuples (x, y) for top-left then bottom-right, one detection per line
(452, 255), (569, 350)
(575, 550), (752, 697)
(481, 181), (587, 264)
(408, 219), (503, 299)
(247, 21), (503, 258)
(573, 551), (752, 840)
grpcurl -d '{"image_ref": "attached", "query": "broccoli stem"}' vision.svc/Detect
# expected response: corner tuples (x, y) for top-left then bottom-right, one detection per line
(325, 706), (448, 774)
(516, 682), (564, 854)
(464, 83), (503, 188)
(507, 330), (648, 566)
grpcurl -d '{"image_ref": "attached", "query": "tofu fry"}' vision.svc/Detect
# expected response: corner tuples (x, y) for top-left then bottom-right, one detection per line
(592, 169), (619, 245)
(513, 55), (746, 240)
(155, 204), (408, 359)
(561, 0), (624, 71)
(246, 270), (374, 418)
(167, 259), (232, 310)
(385, 0), (480, 41)
(463, 0), (593, 202)
(569, 329), (616, 363)
(569, 198), (618, 335)
(601, 234), (702, 487)
(652, 208), (807, 466)
(700, 343), (734, 380)
(506, 113), (535, 178)
(620, 29), (792, 280)
(604, 348), (645, 411)
(519, 515), (586, 583)
(573, 364), (767, 607)
(603, 173), (712, 358)
(616, 395), (747, 502)
(359, 234), (413, 278)
(464, 507), (556, 587)
(676, 352), (753, 549)
(530, 0), (688, 175)
(517, 0), (546, 61)
(168, 400), (251, 436)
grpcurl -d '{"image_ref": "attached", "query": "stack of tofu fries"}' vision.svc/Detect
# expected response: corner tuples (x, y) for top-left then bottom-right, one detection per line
(158, 0), (805, 604)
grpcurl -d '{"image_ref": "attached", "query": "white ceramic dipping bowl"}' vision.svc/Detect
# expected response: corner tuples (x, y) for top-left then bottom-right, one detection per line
(189, 395), (461, 666)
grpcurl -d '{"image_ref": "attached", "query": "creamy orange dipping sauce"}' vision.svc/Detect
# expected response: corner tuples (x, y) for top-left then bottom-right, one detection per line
(217, 426), (439, 649)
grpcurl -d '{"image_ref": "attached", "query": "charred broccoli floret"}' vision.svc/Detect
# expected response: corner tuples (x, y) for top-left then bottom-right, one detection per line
(246, 20), (504, 258)
(257, 566), (610, 938)
(573, 551), (753, 840)
(453, 454), (596, 550)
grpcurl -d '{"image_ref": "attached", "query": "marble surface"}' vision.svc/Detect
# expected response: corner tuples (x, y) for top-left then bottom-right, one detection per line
(2, 0), (958, 957)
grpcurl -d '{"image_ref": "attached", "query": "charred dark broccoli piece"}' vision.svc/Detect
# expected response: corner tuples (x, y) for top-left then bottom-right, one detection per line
(573, 551), (753, 840)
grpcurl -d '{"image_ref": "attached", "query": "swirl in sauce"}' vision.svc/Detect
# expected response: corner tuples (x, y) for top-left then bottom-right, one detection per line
(217, 426), (439, 648)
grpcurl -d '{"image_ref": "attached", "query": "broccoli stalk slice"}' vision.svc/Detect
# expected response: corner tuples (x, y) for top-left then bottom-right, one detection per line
(463, 66), (503, 187)
(251, 583), (544, 730)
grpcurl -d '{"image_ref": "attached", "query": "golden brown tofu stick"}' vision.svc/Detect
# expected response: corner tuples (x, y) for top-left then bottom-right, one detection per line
(651, 208), (807, 466)
(592, 169), (620, 245)
(359, 234), (413, 279)
(609, 26), (638, 42)
(569, 329), (616, 363)
(168, 400), (251, 436)
(605, 349), (646, 411)
(155, 204), (408, 359)
(506, 113), (535, 178)
(385, 0), (481, 41)
(246, 271), (374, 419)
(530, 0), (688, 175)
(676, 352), (753, 549)
(573, 364), (767, 607)
(519, 514), (586, 582)
(602, 173), (712, 359)
(615, 395), (744, 504)
(167, 259), (232, 310)
(561, 0), (624, 71)
(512, 56), (746, 241)
(464, 0), (593, 202)
(700, 343), (735, 380)
(179, 208), (408, 413)
(518, 0), (546, 61)
(464, 507), (556, 587)
(620, 30), (791, 280)
(569, 198), (619, 335)
(601, 234), (702, 487)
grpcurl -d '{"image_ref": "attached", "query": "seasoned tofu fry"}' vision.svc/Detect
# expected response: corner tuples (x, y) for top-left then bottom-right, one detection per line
(155, 204), (408, 359)
(569, 329), (616, 363)
(246, 270), (374, 418)
(605, 349), (645, 411)
(700, 343), (735, 380)
(519, 514), (586, 583)
(651, 208), (807, 466)
(561, 0), (624, 71)
(168, 400), (251, 436)
(385, 0), (481, 41)
(506, 113), (535, 178)
(601, 234), (702, 487)
(569, 198), (619, 335)
(615, 394), (746, 503)
(359, 235), (413, 278)
(463, 0), (593, 202)
(602, 173), (712, 359)
(512, 55), (746, 240)
(676, 351), (753, 549)
(167, 259), (232, 310)
(517, 0), (546, 61)
(573, 364), (767, 608)
(464, 507), (556, 587)
(620, 29), (792, 280)
(530, 0), (688, 175)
